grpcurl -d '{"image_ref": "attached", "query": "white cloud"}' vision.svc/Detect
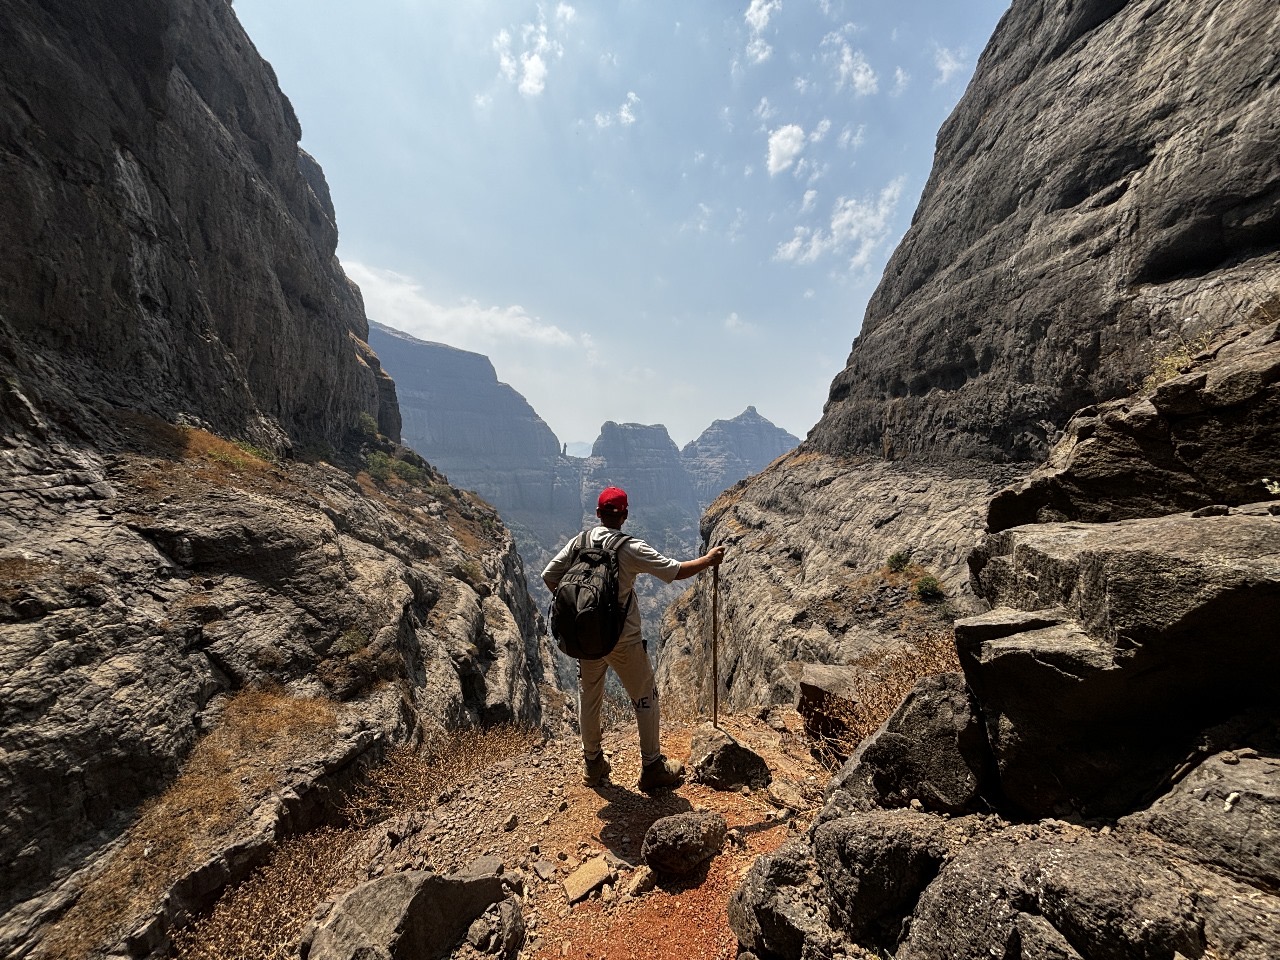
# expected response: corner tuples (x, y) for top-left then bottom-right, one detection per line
(767, 124), (806, 176)
(810, 119), (831, 143)
(744, 0), (781, 64)
(824, 32), (877, 95)
(491, 10), (571, 99)
(754, 97), (777, 123)
(595, 91), (640, 128)
(934, 46), (965, 84)
(801, 189), (817, 213)
(494, 30), (517, 82)
(774, 176), (905, 271)
(838, 123), (865, 150)
(520, 52), (549, 96)
(345, 262), (576, 351)
(725, 311), (757, 334)
(893, 66), (911, 95)
(618, 91), (640, 125)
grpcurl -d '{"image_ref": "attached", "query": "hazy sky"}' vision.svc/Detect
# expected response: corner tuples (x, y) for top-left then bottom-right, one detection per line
(232, 1), (1009, 447)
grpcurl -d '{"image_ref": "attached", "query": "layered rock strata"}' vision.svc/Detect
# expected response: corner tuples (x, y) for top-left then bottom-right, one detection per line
(680, 407), (799, 506)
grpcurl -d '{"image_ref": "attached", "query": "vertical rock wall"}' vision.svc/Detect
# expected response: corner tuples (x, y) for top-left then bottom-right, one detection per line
(0, 0), (398, 451)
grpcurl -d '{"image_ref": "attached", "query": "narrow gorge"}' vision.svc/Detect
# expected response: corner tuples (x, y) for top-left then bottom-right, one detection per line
(1, 0), (1277, 958)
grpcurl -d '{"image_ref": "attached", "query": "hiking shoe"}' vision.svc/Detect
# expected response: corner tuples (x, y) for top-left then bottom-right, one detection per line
(583, 753), (611, 787)
(638, 756), (684, 793)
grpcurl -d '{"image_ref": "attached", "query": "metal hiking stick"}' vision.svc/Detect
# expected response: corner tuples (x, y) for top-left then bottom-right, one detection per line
(712, 564), (720, 729)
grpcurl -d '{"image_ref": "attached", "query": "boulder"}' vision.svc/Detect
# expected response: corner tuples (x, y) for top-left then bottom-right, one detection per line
(959, 503), (1280, 817)
(988, 322), (1280, 531)
(795, 664), (862, 743)
(303, 869), (510, 960)
(641, 812), (728, 877)
(727, 836), (840, 960)
(810, 810), (950, 944)
(826, 673), (996, 815)
(689, 725), (772, 791)
(1125, 743), (1280, 889)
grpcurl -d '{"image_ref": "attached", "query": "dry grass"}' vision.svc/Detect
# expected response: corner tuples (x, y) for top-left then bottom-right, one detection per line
(343, 724), (542, 828)
(172, 827), (360, 960)
(172, 724), (541, 960)
(37, 689), (340, 960)
(1140, 334), (1213, 394)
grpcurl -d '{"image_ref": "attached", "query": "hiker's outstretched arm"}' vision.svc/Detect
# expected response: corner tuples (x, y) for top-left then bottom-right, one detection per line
(674, 545), (726, 580)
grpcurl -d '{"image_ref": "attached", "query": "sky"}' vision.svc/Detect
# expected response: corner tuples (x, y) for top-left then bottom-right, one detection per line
(232, 0), (1010, 447)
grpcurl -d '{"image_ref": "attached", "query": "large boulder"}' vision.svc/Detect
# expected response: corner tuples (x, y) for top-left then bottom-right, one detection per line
(730, 807), (1280, 960)
(826, 673), (996, 815)
(958, 503), (1280, 818)
(302, 868), (515, 960)
(988, 321), (1280, 531)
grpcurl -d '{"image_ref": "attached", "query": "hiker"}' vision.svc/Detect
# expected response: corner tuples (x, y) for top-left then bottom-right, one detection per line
(542, 486), (726, 791)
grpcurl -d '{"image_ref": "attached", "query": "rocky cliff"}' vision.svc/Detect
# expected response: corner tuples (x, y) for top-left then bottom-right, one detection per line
(0, 1), (553, 955)
(667, 0), (1280, 955)
(681, 407), (799, 506)
(812, 0), (1279, 464)
(663, 0), (1280, 718)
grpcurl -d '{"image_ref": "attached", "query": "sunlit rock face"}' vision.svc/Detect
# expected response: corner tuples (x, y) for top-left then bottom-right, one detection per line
(710, 3), (1280, 957)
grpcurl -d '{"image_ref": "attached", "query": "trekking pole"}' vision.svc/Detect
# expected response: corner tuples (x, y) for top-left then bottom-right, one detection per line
(712, 564), (719, 729)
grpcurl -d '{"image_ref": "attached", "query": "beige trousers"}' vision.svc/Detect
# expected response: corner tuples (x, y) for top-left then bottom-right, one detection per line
(578, 637), (661, 765)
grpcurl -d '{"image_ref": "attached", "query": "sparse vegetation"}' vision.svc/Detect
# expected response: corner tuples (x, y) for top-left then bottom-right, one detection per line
(38, 688), (340, 960)
(356, 411), (380, 439)
(912, 574), (946, 603)
(811, 629), (962, 770)
(364, 450), (430, 488)
(1264, 478), (1280, 497)
(886, 549), (912, 573)
(1141, 333), (1212, 394)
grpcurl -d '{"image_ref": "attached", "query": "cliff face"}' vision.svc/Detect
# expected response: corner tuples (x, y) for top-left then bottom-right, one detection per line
(0, 2), (552, 954)
(811, 0), (1279, 463)
(367, 323), (583, 548)
(664, 0), (1280, 712)
(0, 0), (399, 452)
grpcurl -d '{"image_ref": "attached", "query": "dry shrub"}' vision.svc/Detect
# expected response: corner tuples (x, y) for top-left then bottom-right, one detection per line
(172, 723), (537, 960)
(811, 628), (961, 771)
(38, 689), (339, 960)
(172, 827), (360, 960)
(1141, 335), (1212, 394)
(344, 723), (541, 828)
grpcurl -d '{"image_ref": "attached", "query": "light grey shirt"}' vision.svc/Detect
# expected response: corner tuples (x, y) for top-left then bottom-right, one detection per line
(542, 526), (681, 645)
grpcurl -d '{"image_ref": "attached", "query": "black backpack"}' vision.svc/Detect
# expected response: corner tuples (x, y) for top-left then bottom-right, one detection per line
(549, 530), (632, 659)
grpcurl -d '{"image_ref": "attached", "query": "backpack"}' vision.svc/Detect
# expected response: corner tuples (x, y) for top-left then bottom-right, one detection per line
(549, 530), (632, 660)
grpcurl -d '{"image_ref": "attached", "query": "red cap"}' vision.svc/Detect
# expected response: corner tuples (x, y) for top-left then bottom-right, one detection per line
(597, 486), (628, 512)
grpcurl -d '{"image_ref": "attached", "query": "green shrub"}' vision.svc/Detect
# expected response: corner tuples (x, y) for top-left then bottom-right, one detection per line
(389, 458), (427, 486)
(887, 549), (912, 573)
(356, 411), (380, 438)
(365, 451), (394, 482)
(912, 575), (946, 603)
